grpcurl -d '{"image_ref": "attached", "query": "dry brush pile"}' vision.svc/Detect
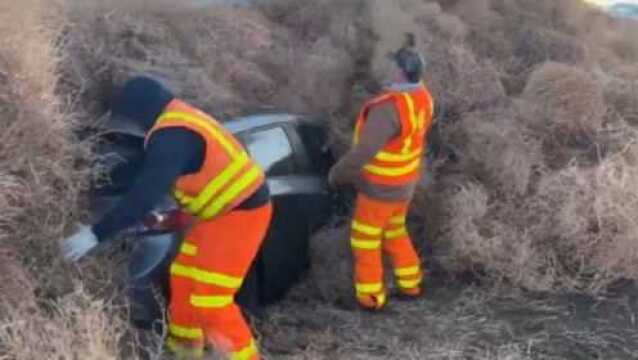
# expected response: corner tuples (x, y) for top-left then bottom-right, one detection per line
(2, 0), (638, 358)
(2, 0), (370, 358)
(0, 0), (135, 358)
(419, 0), (638, 293)
(305, 0), (638, 300)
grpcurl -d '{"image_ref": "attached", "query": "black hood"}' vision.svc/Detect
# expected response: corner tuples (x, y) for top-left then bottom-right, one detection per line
(111, 76), (175, 133)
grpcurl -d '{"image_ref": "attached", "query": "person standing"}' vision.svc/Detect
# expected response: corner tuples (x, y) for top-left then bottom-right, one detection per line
(329, 36), (434, 310)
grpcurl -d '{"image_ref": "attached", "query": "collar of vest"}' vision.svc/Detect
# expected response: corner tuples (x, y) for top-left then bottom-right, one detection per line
(385, 81), (424, 92)
(143, 99), (188, 148)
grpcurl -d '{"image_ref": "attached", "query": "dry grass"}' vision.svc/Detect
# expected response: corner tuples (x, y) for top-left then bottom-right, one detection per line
(257, 280), (638, 359)
(516, 63), (607, 170)
(65, 1), (362, 119)
(533, 141), (638, 291)
(4, 0), (638, 358)
(400, 0), (638, 293)
(522, 62), (606, 142)
(0, 0), (92, 292)
(604, 74), (638, 126)
(513, 28), (588, 67)
(0, 0), (133, 358)
(449, 107), (543, 196)
(0, 248), (37, 318)
(64, 6), (240, 117)
(0, 287), (129, 360)
(305, 224), (354, 307)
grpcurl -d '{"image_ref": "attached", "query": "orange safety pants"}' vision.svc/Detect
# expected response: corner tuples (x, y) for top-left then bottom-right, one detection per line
(167, 202), (272, 360)
(350, 194), (423, 310)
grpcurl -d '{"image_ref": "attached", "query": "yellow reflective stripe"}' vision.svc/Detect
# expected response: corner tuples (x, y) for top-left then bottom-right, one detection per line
(395, 266), (420, 277)
(364, 158), (421, 177)
(417, 108), (427, 131)
(376, 292), (387, 306)
(351, 220), (382, 236)
(356, 282), (383, 294)
(402, 137), (413, 155)
(186, 153), (250, 214)
(389, 215), (405, 225)
(401, 93), (417, 153)
(231, 340), (258, 360)
(399, 277), (422, 289)
(385, 227), (408, 239)
(199, 165), (262, 220)
(170, 263), (243, 289)
(180, 242), (198, 256)
(158, 111), (239, 157)
(169, 324), (203, 340)
(350, 238), (381, 250)
(374, 148), (422, 162)
(190, 295), (234, 309)
(174, 190), (194, 205)
(403, 93), (417, 135)
(166, 337), (204, 358)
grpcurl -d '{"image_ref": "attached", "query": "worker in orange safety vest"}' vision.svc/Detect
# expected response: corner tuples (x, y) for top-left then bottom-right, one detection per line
(61, 76), (271, 359)
(328, 34), (435, 311)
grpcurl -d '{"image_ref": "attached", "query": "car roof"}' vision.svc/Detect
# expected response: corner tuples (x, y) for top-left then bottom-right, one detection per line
(224, 113), (301, 134)
(101, 112), (304, 138)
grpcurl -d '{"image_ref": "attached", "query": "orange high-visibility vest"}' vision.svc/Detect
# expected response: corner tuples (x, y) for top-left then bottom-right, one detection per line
(353, 83), (434, 186)
(145, 99), (265, 220)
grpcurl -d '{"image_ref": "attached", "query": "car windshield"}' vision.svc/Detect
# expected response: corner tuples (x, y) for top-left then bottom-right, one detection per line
(240, 127), (295, 176)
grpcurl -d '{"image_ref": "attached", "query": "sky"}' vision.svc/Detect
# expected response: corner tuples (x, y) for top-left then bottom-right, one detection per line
(584, 0), (638, 7)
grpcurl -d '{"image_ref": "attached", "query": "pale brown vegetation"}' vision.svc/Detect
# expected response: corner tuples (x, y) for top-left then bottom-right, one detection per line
(414, 0), (638, 293)
(0, 289), (128, 360)
(522, 62), (606, 142)
(0, 0), (131, 358)
(3, 0), (638, 358)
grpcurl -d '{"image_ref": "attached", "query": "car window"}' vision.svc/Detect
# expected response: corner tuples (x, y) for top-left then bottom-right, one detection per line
(239, 127), (295, 176)
(296, 122), (331, 175)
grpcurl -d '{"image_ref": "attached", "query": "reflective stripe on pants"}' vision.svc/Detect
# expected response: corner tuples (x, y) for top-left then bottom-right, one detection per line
(168, 203), (271, 360)
(350, 193), (422, 301)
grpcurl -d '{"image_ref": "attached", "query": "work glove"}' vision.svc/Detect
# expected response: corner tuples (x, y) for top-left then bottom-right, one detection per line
(60, 224), (99, 262)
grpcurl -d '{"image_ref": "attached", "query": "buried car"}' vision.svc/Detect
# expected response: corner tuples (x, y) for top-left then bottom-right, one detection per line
(90, 113), (341, 329)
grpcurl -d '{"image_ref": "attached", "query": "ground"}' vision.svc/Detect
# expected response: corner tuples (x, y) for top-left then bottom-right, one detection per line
(255, 277), (638, 360)
(3, 1), (638, 359)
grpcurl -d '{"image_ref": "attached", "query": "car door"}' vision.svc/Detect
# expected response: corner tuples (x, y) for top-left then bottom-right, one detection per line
(235, 122), (332, 305)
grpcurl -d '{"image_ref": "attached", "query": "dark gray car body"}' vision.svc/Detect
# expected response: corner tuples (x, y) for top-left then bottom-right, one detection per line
(91, 113), (338, 329)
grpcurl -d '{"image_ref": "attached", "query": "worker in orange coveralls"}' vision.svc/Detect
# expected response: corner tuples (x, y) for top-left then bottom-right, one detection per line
(329, 34), (435, 311)
(61, 76), (271, 359)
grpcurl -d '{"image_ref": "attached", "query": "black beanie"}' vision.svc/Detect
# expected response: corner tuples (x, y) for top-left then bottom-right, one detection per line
(395, 48), (424, 83)
(111, 76), (175, 131)
(393, 33), (425, 83)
